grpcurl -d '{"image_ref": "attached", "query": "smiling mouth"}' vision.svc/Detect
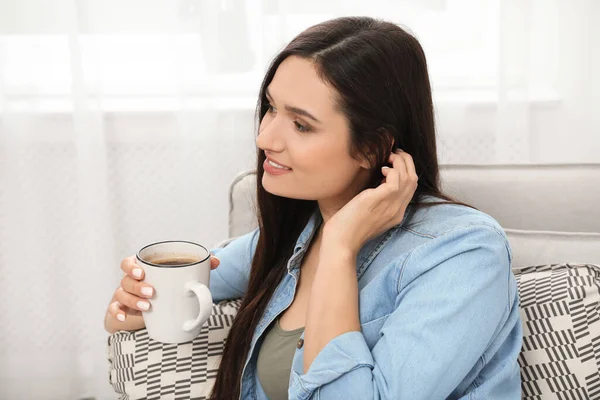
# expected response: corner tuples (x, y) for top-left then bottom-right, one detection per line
(267, 159), (291, 170)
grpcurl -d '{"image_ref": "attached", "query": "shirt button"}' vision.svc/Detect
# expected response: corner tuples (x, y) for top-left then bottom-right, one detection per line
(297, 338), (304, 349)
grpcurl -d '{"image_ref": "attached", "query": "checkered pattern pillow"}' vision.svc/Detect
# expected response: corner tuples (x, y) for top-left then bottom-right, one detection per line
(108, 263), (600, 400)
(107, 299), (242, 400)
(515, 263), (600, 400)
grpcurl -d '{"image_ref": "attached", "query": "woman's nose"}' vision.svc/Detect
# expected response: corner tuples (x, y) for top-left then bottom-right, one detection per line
(256, 117), (285, 152)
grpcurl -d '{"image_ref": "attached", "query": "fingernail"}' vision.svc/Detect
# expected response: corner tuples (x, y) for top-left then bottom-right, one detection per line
(141, 286), (153, 297)
(117, 314), (125, 322)
(132, 268), (142, 278)
(137, 301), (150, 311)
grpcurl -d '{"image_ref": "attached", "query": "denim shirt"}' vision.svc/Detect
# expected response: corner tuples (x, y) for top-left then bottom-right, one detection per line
(210, 198), (522, 399)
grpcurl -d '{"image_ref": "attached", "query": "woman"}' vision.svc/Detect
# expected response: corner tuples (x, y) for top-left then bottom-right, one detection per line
(104, 16), (522, 399)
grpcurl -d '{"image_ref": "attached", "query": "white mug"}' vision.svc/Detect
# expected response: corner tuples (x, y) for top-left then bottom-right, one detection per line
(136, 240), (213, 343)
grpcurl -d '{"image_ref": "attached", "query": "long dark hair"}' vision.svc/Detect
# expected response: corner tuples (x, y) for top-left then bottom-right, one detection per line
(210, 16), (475, 399)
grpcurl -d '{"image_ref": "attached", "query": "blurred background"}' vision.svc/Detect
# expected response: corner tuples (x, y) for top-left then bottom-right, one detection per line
(0, 0), (598, 399)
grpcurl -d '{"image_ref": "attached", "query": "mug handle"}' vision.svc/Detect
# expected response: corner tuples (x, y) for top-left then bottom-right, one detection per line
(182, 281), (213, 332)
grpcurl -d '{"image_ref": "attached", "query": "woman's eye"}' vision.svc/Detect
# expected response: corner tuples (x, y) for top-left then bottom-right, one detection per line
(267, 104), (277, 114)
(294, 121), (310, 133)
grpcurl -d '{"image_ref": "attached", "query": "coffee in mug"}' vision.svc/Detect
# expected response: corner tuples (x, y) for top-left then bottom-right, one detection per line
(136, 241), (213, 344)
(147, 257), (201, 266)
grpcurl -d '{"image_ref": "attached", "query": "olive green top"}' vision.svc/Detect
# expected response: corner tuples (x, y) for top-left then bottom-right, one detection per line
(256, 318), (305, 400)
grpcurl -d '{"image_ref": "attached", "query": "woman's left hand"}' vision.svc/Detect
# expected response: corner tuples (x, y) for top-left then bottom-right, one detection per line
(322, 149), (418, 255)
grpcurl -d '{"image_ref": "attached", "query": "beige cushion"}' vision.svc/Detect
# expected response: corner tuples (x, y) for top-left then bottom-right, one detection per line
(227, 165), (600, 266)
(439, 164), (600, 233)
(229, 171), (258, 238)
(507, 229), (600, 268)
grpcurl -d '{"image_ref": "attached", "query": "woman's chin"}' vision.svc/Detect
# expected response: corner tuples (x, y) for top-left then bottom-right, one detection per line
(262, 177), (290, 197)
(262, 177), (306, 199)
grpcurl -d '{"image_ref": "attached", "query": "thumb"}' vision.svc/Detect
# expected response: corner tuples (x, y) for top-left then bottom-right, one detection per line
(210, 255), (220, 270)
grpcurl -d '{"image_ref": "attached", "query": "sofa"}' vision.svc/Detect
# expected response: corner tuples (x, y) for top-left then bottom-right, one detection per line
(225, 164), (600, 399)
(108, 163), (600, 399)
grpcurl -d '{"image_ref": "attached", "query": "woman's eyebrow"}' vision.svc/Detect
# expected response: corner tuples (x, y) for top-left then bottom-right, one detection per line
(266, 88), (322, 124)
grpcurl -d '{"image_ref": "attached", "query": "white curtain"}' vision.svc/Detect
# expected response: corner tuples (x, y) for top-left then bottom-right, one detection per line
(0, 0), (598, 399)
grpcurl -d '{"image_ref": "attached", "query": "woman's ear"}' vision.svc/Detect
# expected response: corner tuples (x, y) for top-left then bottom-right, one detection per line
(377, 127), (395, 152)
(357, 129), (396, 169)
(387, 133), (396, 154)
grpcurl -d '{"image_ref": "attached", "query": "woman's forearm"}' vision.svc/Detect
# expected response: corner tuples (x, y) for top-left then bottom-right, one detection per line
(303, 245), (360, 373)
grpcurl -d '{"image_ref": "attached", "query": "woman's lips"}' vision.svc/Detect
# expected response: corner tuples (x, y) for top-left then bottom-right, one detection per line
(265, 156), (291, 169)
(263, 159), (292, 175)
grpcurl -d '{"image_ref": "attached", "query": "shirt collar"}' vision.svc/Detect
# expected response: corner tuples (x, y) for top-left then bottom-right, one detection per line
(292, 209), (323, 255)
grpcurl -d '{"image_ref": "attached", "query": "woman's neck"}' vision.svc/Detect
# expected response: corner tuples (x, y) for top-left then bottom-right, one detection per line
(317, 189), (359, 226)
(317, 202), (337, 226)
(317, 168), (372, 226)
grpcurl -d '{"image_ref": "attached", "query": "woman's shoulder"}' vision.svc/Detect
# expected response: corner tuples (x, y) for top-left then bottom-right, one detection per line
(381, 195), (512, 268)
(402, 195), (507, 241)
(385, 197), (512, 291)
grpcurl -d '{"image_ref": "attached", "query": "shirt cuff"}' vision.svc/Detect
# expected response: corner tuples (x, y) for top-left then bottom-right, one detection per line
(290, 331), (374, 397)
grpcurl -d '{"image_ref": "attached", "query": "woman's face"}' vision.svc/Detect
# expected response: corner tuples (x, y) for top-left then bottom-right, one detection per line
(256, 55), (371, 204)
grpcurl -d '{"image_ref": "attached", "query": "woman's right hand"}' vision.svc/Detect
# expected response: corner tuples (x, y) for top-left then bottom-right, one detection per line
(105, 254), (221, 333)
(107, 255), (156, 324)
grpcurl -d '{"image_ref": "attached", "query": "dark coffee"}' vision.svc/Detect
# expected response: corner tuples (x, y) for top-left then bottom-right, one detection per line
(147, 256), (200, 266)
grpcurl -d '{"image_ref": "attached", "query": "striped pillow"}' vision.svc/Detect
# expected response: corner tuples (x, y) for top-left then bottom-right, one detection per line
(515, 263), (600, 399)
(108, 263), (600, 400)
(107, 299), (242, 400)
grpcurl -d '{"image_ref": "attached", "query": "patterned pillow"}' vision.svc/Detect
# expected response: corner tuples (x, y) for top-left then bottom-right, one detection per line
(108, 263), (600, 400)
(514, 263), (600, 400)
(107, 299), (242, 400)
